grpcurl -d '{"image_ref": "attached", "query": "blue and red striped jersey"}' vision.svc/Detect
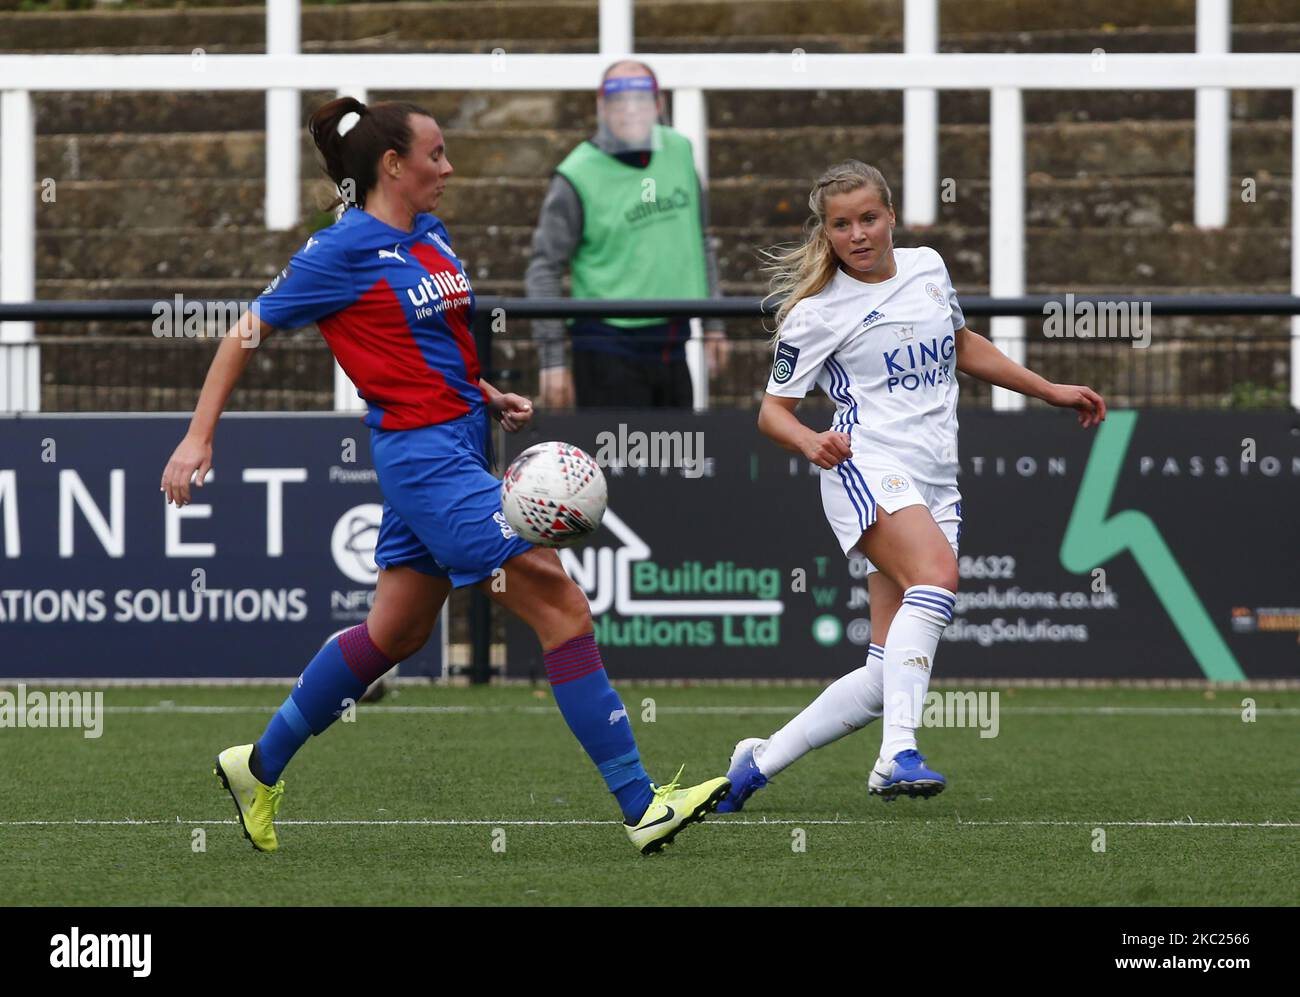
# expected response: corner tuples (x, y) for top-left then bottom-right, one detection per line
(252, 208), (485, 430)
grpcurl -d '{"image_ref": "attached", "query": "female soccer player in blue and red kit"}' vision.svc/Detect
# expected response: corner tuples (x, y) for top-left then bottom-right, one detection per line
(161, 98), (728, 855)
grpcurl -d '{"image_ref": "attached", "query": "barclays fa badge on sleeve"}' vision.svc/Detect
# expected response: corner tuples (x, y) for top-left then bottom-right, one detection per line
(772, 341), (800, 384)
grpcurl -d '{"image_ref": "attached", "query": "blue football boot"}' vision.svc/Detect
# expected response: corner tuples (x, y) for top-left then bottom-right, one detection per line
(868, 749), (946, 801)
(715, 737), (769, 813)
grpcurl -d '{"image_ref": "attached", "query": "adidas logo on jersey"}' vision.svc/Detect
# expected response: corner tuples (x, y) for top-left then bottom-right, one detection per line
(861, 309), (885, 328)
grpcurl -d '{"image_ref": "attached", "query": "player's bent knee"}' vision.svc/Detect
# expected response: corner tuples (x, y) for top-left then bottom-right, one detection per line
(901, 557), (959, 594)
(529, 576), (592, 647)
(552, 576), (593, 635)
(927, 566), (960, 594)
(367, 620), (433, 662)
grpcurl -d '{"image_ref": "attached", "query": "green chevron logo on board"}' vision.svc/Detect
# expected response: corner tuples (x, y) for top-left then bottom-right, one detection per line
(1059, 411), (1245, 681)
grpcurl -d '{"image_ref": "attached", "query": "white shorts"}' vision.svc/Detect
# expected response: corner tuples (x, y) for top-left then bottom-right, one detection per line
(820, 457), (962, 574)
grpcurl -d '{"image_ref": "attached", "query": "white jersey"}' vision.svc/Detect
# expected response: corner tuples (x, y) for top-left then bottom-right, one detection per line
(765, 246), (965, 486)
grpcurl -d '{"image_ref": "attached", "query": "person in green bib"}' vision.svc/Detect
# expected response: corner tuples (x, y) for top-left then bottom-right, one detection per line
(526, 60), (728, 409)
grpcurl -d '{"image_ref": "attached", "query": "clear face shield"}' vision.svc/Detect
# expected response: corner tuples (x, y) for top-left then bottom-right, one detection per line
(595, 74), (663, 154)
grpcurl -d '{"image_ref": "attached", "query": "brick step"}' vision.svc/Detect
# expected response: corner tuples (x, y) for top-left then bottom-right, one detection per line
(34, 277), (1292, 303)
(0, 0), (371, 7)
(35, 224), (1292, 286)
(3, 0), (1297, 52)
(33, 120), (1294, 184)
(709, 121), (1290, 181)
(0, 3), (595, 52)
(31, 88), (1292, 138)
(710, 224), (1292, 285)
(44, 313), (1290, 334)
(647, 24), (1300, 54)
(8, 23), (1300, 56)
(704, 90), (1293, 130)
(708, 176), (1290, 230)
(34, 175), (1291, 230)
(31, 328), (1295, 416)
(27, 279), (1295, 340)
(38, 383), (336, 415)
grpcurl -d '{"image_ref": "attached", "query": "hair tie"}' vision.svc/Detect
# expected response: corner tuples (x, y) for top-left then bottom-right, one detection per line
(337, 111), (361, 138)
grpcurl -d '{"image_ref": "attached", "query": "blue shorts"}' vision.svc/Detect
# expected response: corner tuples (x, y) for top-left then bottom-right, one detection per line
(370, 411), (534, 588)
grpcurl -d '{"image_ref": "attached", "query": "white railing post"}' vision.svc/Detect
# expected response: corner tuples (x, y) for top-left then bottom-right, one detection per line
(1292, 88), (1300, 411)
(903, 0), (938, 227)
(672, 88), (710, 411)
(265, 0), (300, 231)
(600, 0), (633, 55)
(990, 87), (1025, 412)
(332, 86), (369, 412)
(1195, 0), (1231, 228)
(0, 89), (38, 412)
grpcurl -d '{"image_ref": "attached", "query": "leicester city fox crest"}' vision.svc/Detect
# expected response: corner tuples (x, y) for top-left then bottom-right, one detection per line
(772, 341), (800, 384)
(925, 282), (946, 307)
(881, 473), (911, 494)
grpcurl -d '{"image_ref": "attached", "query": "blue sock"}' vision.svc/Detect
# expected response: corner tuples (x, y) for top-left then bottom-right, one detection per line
(253, 633), (369, 784)
(543, 632), (654, 822)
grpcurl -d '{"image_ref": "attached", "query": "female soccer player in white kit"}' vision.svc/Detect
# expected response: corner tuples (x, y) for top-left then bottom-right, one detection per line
(718, 160), (1106, 811)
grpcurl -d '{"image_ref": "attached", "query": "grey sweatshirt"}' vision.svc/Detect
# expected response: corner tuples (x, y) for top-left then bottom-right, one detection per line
(524, 131), (725, 371)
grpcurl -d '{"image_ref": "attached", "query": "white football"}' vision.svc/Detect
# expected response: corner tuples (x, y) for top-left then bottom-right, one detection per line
(501, 441), (607, 548)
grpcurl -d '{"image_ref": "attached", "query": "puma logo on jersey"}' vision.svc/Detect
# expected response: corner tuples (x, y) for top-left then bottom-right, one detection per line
(608, 707), (629, 725)
(377, 245), (405, 263)
(303, 236), (320, 253)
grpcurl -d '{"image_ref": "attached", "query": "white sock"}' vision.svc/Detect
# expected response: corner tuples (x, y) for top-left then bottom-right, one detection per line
(880, 585), (954, 762)
(754, 643), (885, 777)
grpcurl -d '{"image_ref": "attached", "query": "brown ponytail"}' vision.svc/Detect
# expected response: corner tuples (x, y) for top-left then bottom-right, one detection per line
(308, 96), (436, 210)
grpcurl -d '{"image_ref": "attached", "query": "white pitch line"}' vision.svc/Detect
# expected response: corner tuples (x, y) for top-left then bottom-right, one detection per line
(93, 705), (1300, 717)
(0, 818), (1295, 829)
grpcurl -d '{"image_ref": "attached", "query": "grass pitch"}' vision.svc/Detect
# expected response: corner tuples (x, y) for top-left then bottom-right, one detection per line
(2, 684), (1297, 906)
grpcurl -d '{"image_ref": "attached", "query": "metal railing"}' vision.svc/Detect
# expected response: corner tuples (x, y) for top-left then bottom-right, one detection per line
(2, 1), (1298, 413)
(3, 294), (1298, 414)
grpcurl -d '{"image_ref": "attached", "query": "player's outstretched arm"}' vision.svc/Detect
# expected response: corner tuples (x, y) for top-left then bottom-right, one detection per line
(480, 378), (533, 432)
(161, 310), (274, 507)
(954, 325), (1106, 429)
(757, 393), (853, 468)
